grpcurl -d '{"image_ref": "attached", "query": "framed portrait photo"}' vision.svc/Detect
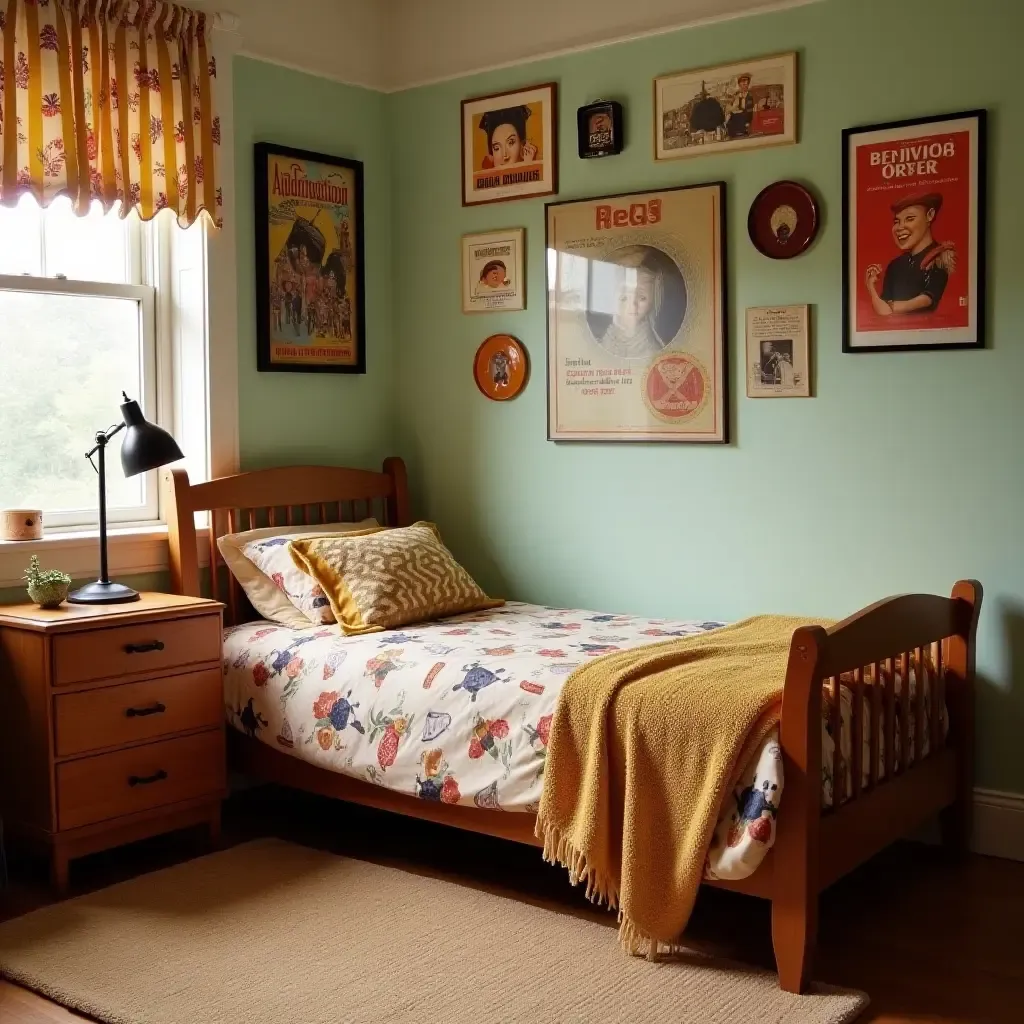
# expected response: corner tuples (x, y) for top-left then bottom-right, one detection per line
(254, 143), (366, 373)
(461, 83), (558, 206)
(654, 52), (797, 161)
(546, 183), (727, 444)
(746, 305), (811, 398)
(462, 229), (525, 313)
(842, 110), (986, 352)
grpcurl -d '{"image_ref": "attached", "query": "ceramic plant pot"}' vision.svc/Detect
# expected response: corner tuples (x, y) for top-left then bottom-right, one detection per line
(27, 580), (70, 609)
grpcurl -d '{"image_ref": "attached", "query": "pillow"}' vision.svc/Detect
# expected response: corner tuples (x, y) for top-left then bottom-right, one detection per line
(217, 520), (378, 628)
(289, 522), (503, 635)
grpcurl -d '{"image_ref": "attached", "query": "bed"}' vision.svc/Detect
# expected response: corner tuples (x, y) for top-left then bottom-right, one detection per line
(166, 457), (982, 994)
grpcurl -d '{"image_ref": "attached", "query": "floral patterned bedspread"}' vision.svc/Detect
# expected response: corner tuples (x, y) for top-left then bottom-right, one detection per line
(223, 602), (944, 882)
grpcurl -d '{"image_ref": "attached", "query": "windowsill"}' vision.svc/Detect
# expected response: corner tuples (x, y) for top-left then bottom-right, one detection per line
(0, 523), (207, 590)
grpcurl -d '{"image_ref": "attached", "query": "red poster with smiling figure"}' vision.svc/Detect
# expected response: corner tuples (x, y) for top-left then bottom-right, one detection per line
(844, 112), (984, 351)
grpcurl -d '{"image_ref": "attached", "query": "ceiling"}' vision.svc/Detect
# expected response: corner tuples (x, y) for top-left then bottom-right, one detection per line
(207, 0), (820, 92)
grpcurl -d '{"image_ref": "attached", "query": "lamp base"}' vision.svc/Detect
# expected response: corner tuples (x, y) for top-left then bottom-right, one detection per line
(67, 580), (141, 605)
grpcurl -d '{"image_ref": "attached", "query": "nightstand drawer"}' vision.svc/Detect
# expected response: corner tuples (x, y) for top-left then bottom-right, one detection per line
(55, 669), (224, 757)
(57, 731), (225, 830)
(52, 613), (221, 686)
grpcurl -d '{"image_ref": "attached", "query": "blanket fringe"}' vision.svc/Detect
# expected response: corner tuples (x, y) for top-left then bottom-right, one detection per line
(537, 819), (686, 961)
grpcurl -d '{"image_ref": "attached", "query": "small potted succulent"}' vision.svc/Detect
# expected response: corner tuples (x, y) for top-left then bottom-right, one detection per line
(23, 555), (72, 609)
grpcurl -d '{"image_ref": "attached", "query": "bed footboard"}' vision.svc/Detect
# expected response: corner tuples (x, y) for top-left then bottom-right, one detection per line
(771, 579), (982, 993)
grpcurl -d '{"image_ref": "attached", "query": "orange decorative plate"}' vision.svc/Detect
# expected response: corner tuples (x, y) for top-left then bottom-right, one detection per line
(473, 334), (528, 401)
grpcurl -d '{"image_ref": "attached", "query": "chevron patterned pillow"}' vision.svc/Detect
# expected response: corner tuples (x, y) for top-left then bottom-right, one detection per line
(288, 522), (503, 635)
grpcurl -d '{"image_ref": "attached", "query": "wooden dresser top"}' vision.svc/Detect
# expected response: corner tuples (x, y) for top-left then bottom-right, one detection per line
(0, 593), (221, 633)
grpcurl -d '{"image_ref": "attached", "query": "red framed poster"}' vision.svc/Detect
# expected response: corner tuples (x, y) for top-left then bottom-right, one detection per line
(842, 110), (986, 352)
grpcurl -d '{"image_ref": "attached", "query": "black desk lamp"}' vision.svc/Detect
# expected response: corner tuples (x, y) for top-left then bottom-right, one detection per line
(68, 393), (184, 605)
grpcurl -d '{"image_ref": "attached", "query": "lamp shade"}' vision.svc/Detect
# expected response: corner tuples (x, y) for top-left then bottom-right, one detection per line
(119, 393), (184, 478)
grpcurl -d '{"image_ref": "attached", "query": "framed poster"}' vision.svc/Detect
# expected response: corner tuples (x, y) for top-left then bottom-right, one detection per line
(461, 83), (558, 206)
(546, 183), (727, 443)
(461, 229), (525, 313)
(746, 305), (810, 398)
(254, 143), (366, 373)
(654, 53), (797, 161)
(842, 110), (986, 352)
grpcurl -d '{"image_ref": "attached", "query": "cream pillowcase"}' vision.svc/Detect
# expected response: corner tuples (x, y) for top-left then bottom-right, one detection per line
(289, 522), (503, 635)
(217, 520), (378, 627)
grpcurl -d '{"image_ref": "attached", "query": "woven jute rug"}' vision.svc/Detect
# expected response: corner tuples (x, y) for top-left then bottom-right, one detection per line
(0, 839), (867, 1024)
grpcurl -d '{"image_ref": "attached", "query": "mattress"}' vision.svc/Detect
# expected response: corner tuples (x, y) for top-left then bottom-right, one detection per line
(223, 602), (944, 881)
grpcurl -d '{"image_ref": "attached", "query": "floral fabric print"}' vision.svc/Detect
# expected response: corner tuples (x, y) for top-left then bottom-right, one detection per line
(242, 536), (336, 625)
(223, 603), (947, 882)
(0, 0), (221, 228)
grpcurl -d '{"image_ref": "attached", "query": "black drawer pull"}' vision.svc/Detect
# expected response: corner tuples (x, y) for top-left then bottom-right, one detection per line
(128, 770), (168, 787)
(124, 640), (165, 655)
(125, 702), (166, 718)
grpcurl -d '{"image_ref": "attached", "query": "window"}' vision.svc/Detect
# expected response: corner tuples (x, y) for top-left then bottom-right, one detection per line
(0, 195), (177, 530)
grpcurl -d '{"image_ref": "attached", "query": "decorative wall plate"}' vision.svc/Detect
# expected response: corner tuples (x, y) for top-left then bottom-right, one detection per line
(747, 180), (820, 259)
(474, 334), (528, 400)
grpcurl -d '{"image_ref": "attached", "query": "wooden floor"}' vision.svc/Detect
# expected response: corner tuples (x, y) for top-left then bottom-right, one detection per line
(1, 786), (1021, 1023)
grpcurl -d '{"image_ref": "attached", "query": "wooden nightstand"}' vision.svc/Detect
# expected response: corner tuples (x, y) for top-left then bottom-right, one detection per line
(0, 592), (225, 890)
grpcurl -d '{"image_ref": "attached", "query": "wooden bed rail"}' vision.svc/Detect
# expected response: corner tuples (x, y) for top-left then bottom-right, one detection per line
(164, 458), (412, 624)
(772, 579), (982, 992)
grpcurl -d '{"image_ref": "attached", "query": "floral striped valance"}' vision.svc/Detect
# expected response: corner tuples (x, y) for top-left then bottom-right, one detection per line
(0, 0), (221, 228)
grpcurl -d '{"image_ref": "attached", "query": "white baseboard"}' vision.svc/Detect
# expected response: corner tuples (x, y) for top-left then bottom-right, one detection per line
(972, 788), (1024, 862)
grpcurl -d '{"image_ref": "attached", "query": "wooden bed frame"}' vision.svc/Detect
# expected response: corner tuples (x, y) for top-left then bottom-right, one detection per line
(165, 457), (982, 994)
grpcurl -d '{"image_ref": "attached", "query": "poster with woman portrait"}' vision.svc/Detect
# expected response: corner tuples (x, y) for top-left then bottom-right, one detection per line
(254, 143), (366, 373)
(842, 110), (986, 352)
(546, 184), (727, 443)
(462, 83), (558, 206)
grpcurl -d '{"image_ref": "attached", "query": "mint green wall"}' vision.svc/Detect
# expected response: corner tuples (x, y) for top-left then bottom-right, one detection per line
(233, 57), (394, 471)
(390, 0), (1024, 793)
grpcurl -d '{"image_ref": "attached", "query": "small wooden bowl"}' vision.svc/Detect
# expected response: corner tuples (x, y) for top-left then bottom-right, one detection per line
(1, 509), (44, 541)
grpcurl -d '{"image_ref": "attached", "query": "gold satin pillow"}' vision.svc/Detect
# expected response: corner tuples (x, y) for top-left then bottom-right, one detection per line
(289, 522), (503, 635)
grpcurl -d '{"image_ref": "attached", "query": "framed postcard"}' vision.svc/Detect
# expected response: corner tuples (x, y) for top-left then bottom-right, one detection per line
(546, 183), (727, 443)
(462, 229), (525, 313)
(746, 305), (810, 398)
(654, 52), (797, 160)
(461, 83), (558, 206)
(842, 110), (986, 352)
(254, 143), (366, 373)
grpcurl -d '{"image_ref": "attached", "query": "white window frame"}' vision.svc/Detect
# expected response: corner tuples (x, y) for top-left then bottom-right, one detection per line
(0, 254), (164, 530)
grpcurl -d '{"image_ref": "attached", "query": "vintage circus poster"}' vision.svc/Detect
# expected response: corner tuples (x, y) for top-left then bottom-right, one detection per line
(254, 144), (366, 373)
(546, 184), (727, 443)
(843, 111), (986, 351)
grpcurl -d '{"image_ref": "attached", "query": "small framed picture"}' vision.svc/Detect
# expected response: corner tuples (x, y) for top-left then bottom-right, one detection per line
(461, 83), (558, 207)
(654, 52), (797, 161)
(746, 305), (810, 398)
(462, 229), (525, 313)
(842, 110), (986, 352)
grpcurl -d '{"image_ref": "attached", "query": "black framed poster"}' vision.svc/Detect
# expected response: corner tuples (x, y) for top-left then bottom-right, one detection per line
(842, 110), (986, 352)
(254, 143), (366, 373)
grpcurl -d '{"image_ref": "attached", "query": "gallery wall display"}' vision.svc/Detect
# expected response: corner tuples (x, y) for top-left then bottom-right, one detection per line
(842, 109), (986, 352)
(254, 143), (366, 374)
(747, 180), (820, 259)
(745, 305), (811, 398)
(577, 99), (624, 158)
(654, 52), (797, 161)
(474, 334), (529, 401)
(461, 83), (558, 206)
(546, 183), (727, 443)
(461, 229), (526, 313)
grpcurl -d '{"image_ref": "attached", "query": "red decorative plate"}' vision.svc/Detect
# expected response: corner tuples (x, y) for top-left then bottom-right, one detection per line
(747, 180), (820, 259)
(474, 334), (528, 401)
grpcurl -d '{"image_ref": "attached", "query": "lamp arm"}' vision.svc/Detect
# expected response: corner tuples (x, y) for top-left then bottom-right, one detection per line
(85, 421), (126, 473)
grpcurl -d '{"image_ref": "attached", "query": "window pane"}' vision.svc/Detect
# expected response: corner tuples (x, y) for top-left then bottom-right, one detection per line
(0, 195), (43, 276)
(43, 198), (131, 284)
(0, 290), (146, 516)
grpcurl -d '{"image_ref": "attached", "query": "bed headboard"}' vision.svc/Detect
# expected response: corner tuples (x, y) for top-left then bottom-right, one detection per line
(164, 457), (411, 626)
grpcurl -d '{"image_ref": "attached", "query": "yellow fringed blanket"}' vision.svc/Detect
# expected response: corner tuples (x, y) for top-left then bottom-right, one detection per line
(535, 614), (831, 954)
